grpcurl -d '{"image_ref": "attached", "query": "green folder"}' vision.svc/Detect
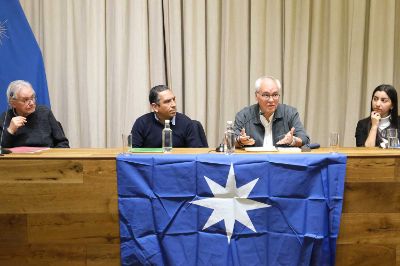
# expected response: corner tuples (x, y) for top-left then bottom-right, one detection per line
(129, 148), (164, 153)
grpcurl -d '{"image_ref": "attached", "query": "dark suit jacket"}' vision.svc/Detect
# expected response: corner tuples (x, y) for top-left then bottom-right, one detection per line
(355, 116), (400, 147)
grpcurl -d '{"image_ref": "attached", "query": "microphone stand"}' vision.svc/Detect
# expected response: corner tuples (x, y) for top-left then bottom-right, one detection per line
(0, 147), (12, 155)
(0, 108), (12, 155)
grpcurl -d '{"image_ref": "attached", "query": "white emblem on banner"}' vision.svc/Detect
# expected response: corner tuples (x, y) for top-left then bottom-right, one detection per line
(192, 163), (270, 243)
(0, 20), (8, 45)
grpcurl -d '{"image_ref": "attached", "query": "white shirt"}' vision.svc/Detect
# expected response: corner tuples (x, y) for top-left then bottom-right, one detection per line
(378, 115), (391, 131)
(260, 113), (274, 147)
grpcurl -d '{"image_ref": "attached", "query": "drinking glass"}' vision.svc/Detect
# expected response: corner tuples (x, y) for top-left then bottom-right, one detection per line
(329, 132), (339, 152)
(122, 134), (132, 153)
(386, 128), (399, 148)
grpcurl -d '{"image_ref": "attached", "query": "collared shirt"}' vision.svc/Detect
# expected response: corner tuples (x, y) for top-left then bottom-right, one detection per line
(154, 113), (176, 125)
(260, 113), (274, 147)
(233, 103), (310, 147)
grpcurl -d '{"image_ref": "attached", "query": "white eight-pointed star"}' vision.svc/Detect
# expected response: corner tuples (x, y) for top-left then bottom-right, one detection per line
(192, 163), (271, 243)
(0, 20), (8, 45)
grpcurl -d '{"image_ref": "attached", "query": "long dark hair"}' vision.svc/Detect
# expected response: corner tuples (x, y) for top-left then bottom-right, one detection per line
(370, 84), (398, 128)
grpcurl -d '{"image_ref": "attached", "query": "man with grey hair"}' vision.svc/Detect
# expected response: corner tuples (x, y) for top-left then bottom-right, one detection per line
(234, 76), (309, 147)
(0, 80), (69, 148)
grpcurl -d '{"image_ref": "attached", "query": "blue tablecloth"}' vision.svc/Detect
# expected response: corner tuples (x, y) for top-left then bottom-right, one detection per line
(117, 153), (347, 266)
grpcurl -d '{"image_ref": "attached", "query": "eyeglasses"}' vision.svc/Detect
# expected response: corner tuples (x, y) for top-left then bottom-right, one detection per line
(257, 92), (280, 100)
(16, 97), (36, 105)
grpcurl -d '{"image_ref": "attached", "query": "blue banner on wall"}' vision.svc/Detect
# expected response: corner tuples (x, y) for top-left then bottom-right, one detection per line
(117, 153), (347, 265)
(0, 0), (50, 111)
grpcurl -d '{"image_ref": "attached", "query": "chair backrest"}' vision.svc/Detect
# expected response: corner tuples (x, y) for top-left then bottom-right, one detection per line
(192, 120), (208, 148)
(57, 121), (65, 135)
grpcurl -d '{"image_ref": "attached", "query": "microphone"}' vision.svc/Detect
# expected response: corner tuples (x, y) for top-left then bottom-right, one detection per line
(0, 108), (12, 155)
(301, 143), (320, 152)
(215, 143), (224, 152)
(307, 143), (320, 149)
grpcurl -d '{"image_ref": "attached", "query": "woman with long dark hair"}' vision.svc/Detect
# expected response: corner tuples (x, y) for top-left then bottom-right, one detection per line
(355, 84), (399, 147)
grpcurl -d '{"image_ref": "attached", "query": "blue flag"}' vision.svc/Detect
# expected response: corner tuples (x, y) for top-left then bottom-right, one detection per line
(0, 0), (50, 111)
(117, 153), (347, 266)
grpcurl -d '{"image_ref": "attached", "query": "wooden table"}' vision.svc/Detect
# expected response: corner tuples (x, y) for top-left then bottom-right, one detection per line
(0, 148), (399, 265)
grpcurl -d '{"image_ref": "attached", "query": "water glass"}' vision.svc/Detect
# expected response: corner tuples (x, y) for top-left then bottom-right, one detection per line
(329, 132), (339, 151)
(386, 128), (399, 148)
(122, 134), (132, 153)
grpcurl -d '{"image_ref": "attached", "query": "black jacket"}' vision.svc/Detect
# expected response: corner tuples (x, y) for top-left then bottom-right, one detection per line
(0, 105), (69, 148)
(355, 116), (400, 147)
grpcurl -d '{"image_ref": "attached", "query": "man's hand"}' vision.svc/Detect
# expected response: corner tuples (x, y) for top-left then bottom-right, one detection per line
(276, 127), (295, 146)
(7, 116), (27, 135)
(237, 128), (255, 146)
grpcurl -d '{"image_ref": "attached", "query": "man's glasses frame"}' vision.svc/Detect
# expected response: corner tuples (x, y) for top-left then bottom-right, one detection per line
(257, 92), (280, 100)
(15, 96), (37, 105)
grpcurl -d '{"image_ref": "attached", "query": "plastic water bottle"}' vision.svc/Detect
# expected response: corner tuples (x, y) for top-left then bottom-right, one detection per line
(224, 121), (235, 155)
(162, 120), (173, 152)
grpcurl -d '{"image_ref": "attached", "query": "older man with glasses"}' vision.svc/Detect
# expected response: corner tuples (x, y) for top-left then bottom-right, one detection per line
(0, 80), (69, 148)
(234, 76), (309, 148)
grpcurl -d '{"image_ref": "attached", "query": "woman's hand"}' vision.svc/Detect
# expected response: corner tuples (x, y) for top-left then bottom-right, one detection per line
(364, 111), (381, 147)
(370, 111), (381, 127)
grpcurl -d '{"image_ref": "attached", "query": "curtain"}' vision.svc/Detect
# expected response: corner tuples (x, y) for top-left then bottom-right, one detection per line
(19, 0), (400, 148)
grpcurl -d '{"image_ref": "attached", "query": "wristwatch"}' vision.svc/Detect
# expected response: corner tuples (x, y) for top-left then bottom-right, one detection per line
(236, 136), (245, 148)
